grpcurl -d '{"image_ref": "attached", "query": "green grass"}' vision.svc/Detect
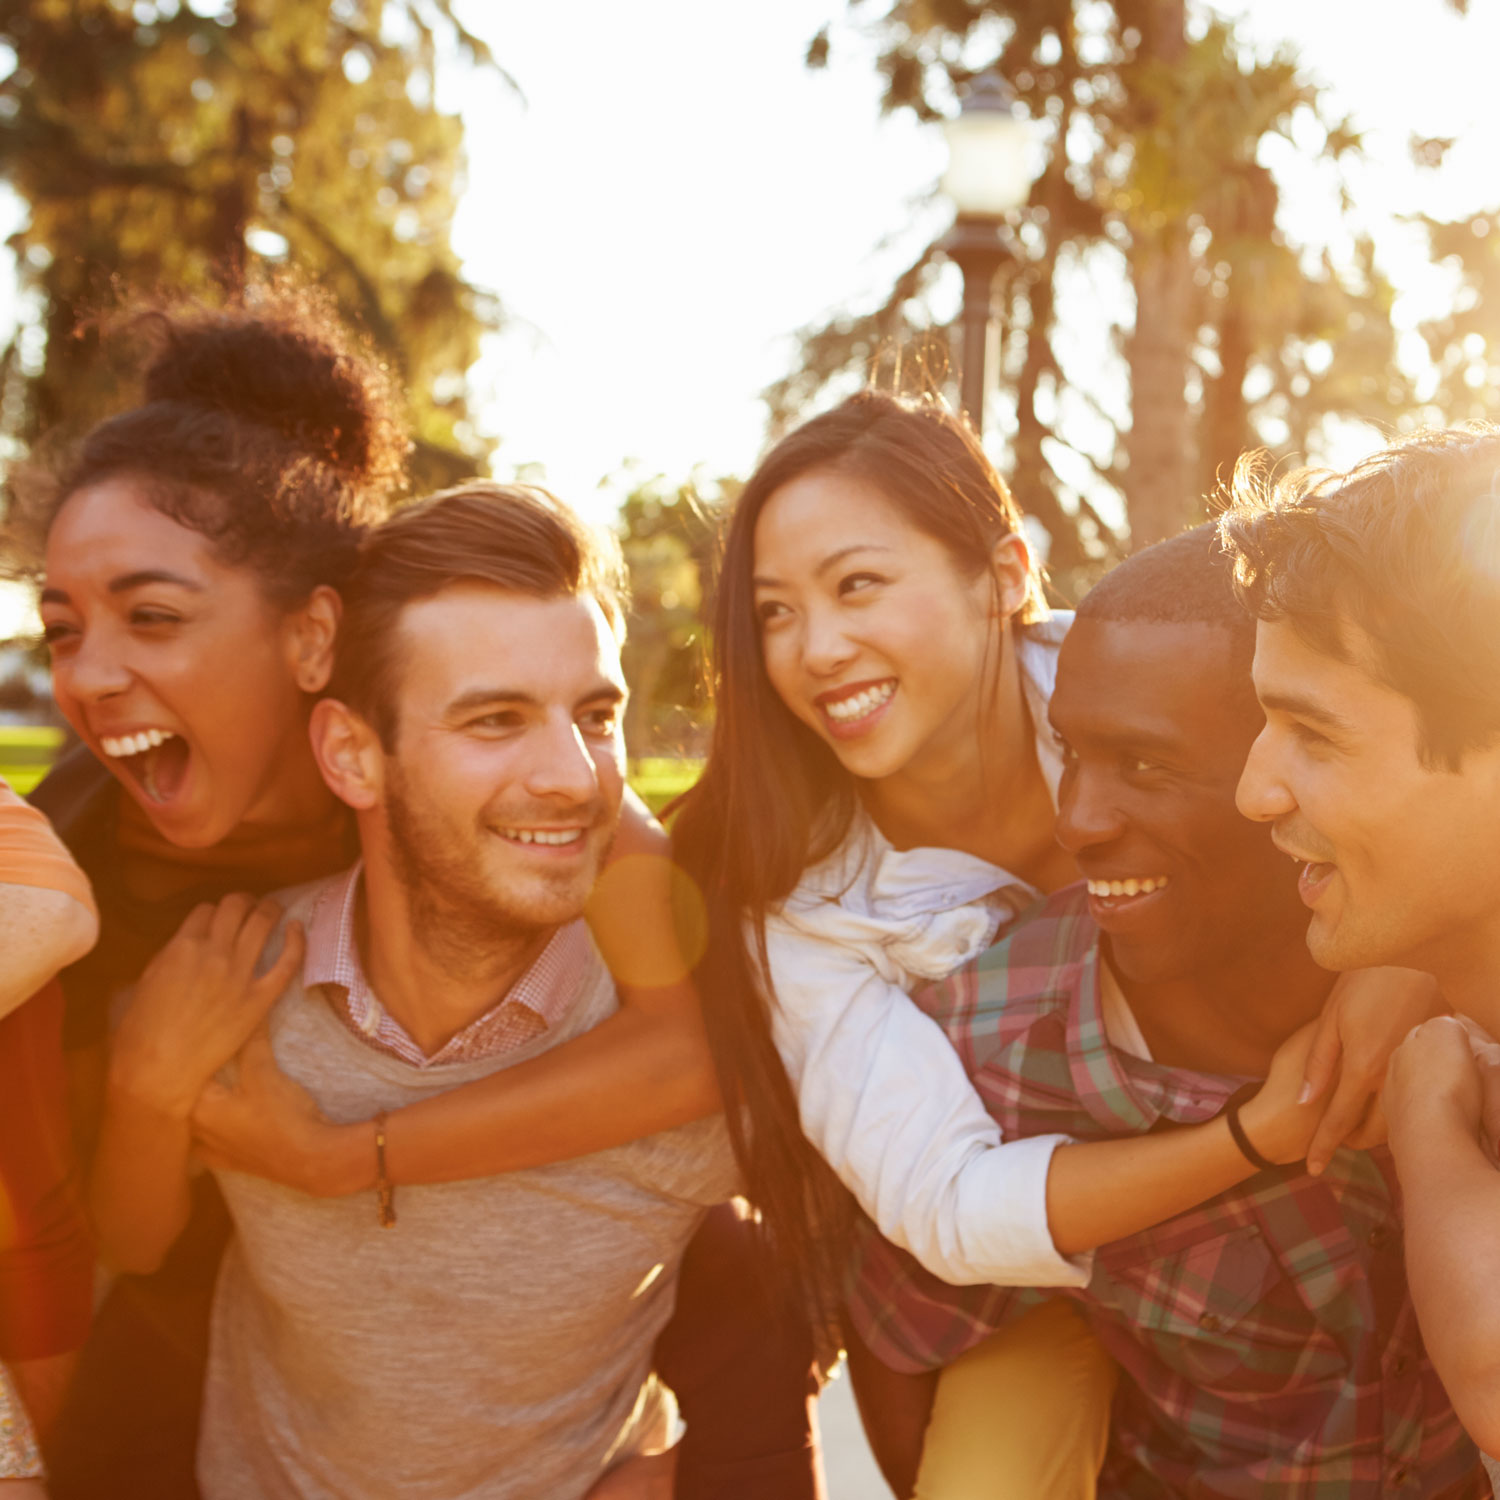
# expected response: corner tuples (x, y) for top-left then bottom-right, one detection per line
(0, 725), (64, 794)
(0, 730), (704, 809)
(629, 757), (703, 815)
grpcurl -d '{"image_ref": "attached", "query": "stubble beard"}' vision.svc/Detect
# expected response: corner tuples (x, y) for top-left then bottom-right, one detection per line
(383, 765), (585, 979)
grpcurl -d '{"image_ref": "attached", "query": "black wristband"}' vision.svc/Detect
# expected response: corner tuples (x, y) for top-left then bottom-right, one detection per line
(1224, 1082), (1279, 1173)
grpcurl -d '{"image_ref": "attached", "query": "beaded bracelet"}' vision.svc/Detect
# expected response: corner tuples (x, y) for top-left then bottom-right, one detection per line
(374, 1111), (397, 1228)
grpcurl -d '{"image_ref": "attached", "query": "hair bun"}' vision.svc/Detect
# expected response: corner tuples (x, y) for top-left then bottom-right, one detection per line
(138, 291), (408, 489)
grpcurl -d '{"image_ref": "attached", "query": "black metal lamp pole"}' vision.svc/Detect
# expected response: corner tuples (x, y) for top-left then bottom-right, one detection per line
(942, 216), (1011, 431)
(939, 69), (1035, 434)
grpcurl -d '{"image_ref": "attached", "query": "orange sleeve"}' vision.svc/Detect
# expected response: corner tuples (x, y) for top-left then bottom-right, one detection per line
(0, 779), (96, 916)
(0, 981), (94, 1358)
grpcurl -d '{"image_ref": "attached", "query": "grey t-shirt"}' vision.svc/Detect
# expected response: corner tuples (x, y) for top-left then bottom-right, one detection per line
(198, 880), (739, 1500)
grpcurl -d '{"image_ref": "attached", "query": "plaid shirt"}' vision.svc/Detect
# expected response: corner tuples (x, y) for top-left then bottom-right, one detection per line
(848, 884), (1486, 1499)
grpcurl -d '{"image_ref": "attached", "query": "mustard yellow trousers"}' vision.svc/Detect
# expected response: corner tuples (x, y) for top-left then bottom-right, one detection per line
(912, 1299), (1117, 1500)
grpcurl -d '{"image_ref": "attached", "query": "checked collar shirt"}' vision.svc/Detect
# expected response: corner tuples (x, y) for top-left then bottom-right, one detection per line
(847, 884), (1486, 1500)
(304, 861), (589, 1067)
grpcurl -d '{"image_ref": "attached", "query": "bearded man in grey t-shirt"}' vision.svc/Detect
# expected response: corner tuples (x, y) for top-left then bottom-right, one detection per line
(90, 483), (737, 1500)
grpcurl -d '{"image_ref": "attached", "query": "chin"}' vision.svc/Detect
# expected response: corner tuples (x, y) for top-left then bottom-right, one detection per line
(1302, 912), (1369, 973)
(1302, 922), (1339, 970)
(498, 869), (600, 929)
(1104, 933), (1208, 989)
(1101, 936), (1160, 985)
(124, 790), (224, 849)
(828, 734), (923, 785)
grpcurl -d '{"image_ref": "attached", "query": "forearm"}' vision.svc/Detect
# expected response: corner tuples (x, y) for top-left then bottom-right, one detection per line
(0, 892), (97, 1020)
(386, 997), (719, 1185)
(1047, 1117), (1256, 1257)
(305, 795), (719, 1192)
(767, 934), (1088, 1286)
(1391, 1099), (1500, 1454)
(89, 1077), (195, 1275)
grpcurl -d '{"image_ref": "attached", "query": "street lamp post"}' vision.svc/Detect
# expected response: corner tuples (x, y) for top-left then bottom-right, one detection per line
(939, 73), (1039, 432)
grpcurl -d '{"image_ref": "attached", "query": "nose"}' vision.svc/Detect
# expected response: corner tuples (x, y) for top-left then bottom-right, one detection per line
(53, 626), (132, 705)
(523, 714), (606, 806)
(799, 600), (857, 678)
(1054, 765), (1127, 856)
(1236, 724), (1295, 823)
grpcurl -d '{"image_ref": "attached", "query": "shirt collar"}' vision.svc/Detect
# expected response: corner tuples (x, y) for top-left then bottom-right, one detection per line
(304, 861), (588, 1061)
(993, 886), (1249, 1133)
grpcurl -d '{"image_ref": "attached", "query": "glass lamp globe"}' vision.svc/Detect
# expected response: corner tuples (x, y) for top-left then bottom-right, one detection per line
(940, 72), (1038, 219)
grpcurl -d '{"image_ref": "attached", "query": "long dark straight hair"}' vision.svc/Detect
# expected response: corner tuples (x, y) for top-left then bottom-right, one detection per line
(672, 389), (1045, 1315)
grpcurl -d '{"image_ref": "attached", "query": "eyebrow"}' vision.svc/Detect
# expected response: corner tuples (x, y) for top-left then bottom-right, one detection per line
(444, 682), (627, 717)
(39, 570), (206, 606)
(1050, 716), (1189, 760)
(1256, 689), (1356, 737)
(752, 543), (893, 589)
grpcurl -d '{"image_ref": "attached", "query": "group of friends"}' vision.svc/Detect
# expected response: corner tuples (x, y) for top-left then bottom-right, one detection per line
(0, 287), (1498, 1498)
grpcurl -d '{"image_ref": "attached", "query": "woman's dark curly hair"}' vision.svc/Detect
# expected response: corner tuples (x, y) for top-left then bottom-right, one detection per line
(12, 283), (410, 606)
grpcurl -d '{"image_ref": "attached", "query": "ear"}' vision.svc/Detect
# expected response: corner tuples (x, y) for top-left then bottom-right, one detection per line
(309, 697), (383, 811)
(988, 532), (1035, 622)
(283, 586), (342, 695)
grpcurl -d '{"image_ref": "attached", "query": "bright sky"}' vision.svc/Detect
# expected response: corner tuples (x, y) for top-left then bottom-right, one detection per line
(449, 1), (941, 522)
(450, 0), (1500, 524)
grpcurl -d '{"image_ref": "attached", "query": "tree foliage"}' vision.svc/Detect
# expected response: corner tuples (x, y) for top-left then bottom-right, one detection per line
(782, 1), (1420, 571)
(1417, 211), (1500, 423)
(617, 472), (729, 758)
(0, 0), (504, 489)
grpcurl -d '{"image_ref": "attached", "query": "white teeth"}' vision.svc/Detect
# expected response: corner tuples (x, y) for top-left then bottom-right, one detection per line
(501, 828), (583, 847)
(100, 730), (178, 759)
(824, 681), (896, 722)
(1086, 876), (1170, 899)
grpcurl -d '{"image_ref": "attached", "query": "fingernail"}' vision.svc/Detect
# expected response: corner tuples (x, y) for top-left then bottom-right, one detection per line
(1298, 1082), (1313, 1104)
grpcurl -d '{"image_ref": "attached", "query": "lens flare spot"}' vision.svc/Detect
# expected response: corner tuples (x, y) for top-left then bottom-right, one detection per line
(585, 855), (709, 988)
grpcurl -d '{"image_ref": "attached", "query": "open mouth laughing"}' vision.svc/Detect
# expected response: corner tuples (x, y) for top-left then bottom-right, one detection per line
(1273, 838), (1337, 908)
(98, 726), (190, 805)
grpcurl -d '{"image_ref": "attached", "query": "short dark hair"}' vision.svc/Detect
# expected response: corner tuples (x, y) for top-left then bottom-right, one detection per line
(1217, 430), (1500, 769)
(1076, 522), (1256, 713)
(330, 481), (629, 750)
(1079, 521), (1253, 652)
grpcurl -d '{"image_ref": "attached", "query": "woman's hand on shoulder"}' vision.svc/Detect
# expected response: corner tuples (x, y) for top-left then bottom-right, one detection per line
(109, 894), (304, 1120)
(1238, 1019), (1326, 1166)
(1297, 966), (1445, 1173)
(1384, 1014), (1486, 1166)
(193, 1026), (369, 1196)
